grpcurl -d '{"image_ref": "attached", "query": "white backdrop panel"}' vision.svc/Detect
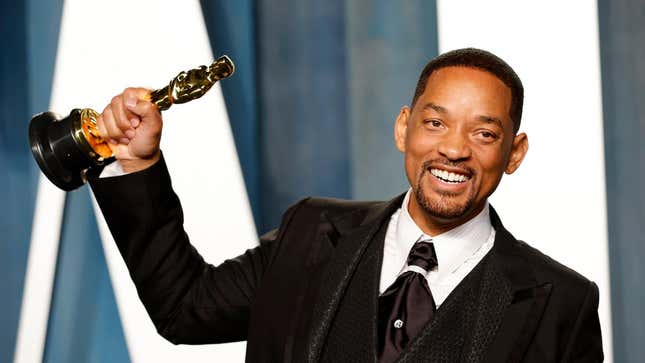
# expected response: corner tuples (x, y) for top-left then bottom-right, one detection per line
(18, 0), (257, 362)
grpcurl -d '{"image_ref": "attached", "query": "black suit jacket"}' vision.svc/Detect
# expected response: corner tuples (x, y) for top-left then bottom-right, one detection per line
(90, 157), (603, 362)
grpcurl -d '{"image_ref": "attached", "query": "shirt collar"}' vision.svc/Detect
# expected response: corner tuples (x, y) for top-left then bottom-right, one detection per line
(396, 189), (493, 278)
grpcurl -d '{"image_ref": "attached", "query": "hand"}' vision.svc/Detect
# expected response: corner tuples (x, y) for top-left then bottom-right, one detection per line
(98, 87), (162, 173)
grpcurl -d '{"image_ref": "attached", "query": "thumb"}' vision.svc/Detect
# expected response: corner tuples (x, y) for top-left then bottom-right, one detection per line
(123, 87), (153, 115)
(126, 97), (158, 116)
(124, 89), (161, 122)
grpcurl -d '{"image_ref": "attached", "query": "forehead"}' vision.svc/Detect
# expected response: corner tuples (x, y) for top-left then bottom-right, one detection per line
(419, 66), (512, 120)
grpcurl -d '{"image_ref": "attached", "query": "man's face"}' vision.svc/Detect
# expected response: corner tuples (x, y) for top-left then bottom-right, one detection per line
(395, 66), (528, 233)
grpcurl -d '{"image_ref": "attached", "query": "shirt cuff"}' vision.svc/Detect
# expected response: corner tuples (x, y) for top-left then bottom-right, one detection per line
(99, 160), (126, 178)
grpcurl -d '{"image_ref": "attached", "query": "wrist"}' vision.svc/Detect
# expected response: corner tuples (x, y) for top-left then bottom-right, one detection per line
(119, 150), (161, 174)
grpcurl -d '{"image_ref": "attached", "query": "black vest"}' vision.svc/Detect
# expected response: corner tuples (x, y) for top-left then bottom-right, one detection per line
(320, 220), (512, 363)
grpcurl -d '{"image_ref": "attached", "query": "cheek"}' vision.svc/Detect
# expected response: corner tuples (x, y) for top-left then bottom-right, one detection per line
(476, 149), (507, 188)
(406, 129), (433, 152)
(404, 133), (434, 174)
(403, 153), (420, 186)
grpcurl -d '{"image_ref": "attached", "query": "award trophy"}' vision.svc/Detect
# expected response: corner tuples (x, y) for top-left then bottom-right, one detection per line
(29, 55), (234, 191)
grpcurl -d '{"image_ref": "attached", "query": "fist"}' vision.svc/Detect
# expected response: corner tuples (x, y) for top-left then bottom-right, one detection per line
(98, 87), (162, 173)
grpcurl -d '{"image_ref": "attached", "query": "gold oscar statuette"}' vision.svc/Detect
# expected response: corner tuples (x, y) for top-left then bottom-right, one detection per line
(29, 55), (235, 191)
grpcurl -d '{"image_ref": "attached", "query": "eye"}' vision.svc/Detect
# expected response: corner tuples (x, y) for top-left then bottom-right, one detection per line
(423, 119), (444, 129)
(475, 129), (499, 142)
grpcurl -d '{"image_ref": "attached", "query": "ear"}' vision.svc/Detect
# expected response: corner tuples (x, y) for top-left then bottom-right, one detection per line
(394, 106), (410, 153)
(505, 132), (528, 174)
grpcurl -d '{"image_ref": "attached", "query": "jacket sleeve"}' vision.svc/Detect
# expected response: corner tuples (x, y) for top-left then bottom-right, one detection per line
(562, 281), (604, 362)
(89, 155), (301, 345)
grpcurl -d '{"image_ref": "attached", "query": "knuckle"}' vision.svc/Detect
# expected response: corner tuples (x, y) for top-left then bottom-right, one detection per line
(115, 116), (127, 127)
(96, 118), (107, 134)
(140, 102), (151, 112)
(116, 118), (130, 130)
(101, 107), (113, 121)
(115, 120), (128, 129)
(110, 127), (124, 138)
(104, 119), (120, 135)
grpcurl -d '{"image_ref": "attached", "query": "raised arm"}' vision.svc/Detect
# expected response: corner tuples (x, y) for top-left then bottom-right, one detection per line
(90, 88), (275, 344)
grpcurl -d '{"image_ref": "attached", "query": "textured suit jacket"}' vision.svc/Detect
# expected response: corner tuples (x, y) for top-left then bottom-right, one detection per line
(90, 157), (603, 362)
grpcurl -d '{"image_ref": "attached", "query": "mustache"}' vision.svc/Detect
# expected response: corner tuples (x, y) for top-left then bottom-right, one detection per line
(421, 159), (475, 176)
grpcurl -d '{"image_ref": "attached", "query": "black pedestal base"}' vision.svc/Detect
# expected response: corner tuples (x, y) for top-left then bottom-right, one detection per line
(29, 110), (110, 191)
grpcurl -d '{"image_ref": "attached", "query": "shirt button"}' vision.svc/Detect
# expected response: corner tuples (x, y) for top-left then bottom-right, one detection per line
(393, 319), (404, 329)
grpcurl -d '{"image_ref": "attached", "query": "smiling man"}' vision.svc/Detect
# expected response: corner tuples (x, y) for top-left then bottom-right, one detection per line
(395, 55), (527, 235)
(91, 48), (603, 362)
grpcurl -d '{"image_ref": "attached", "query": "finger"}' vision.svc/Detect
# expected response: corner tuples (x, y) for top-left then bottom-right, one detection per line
(110, 95), (136, 139)
(127, 99), (162, 135)
(123, 87), (150, 102)
(101, 105), (126, 142)
(123, 88), (157, 117)
(96, 113), (115, 145)
(123, 87), (151, 127)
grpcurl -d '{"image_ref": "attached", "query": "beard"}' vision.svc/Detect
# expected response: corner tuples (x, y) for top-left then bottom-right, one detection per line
(413, 164), (476, 220)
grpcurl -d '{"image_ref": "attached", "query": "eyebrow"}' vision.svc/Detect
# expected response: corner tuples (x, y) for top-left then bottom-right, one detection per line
(422, 102), (447, 114)
(477, 115), (503, 128)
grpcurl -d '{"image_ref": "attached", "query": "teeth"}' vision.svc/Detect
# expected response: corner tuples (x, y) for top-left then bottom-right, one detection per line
(430, 168), (469, 183)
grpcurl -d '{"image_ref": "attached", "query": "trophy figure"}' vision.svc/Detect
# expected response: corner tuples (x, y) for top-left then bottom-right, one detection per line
(29, 55), (235, 191)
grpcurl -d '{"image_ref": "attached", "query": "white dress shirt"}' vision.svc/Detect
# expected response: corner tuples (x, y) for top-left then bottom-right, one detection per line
(379, 190), (495, 307)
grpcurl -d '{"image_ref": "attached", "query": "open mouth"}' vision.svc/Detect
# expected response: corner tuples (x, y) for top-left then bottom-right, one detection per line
(429, 168), (471, 184)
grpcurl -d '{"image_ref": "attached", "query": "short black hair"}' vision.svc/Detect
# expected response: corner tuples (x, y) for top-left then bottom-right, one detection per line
(411, 48), (524, 133)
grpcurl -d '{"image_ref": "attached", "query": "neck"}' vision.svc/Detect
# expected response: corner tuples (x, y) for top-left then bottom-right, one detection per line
(407, 196), (486, 236)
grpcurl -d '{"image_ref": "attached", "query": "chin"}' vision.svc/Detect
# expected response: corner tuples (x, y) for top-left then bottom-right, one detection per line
(414, 185), (475, 221)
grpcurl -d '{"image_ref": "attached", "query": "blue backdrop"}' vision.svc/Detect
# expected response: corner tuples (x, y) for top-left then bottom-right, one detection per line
(2, 0), (645, 362)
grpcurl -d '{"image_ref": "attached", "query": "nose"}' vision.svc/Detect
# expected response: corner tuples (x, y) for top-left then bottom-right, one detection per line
(437, 129), (471, 161)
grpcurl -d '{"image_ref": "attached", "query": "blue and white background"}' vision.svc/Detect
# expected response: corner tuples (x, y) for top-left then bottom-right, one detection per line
(1, 0), (643, 362)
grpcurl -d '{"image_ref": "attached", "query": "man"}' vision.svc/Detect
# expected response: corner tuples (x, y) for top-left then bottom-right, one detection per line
(91, 48), (603, 362)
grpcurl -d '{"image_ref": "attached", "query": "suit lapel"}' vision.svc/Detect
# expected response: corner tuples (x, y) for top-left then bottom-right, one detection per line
(305, 195), (405, 363)
(482, 208), (552, 363)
